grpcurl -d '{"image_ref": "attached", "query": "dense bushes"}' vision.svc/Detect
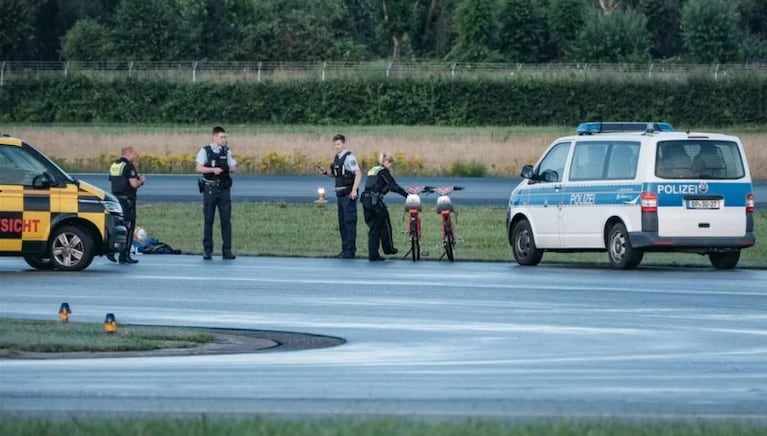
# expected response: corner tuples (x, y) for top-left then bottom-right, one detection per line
(1, 75), (765, 126)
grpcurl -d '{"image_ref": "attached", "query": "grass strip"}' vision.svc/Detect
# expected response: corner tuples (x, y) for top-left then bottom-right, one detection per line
(1, 415), (765, 435)
(0, 319), (213, 355)
(137, 203), (766, 268)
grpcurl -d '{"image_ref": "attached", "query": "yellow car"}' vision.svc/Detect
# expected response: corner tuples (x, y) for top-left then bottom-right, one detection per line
(0, 134), (126, 271)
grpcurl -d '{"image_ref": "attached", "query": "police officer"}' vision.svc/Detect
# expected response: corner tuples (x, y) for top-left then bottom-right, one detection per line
(320, 134), (361, 259)
(361, 152), (407, 261)
(108, 146), (146, 264)
(196, 126), (237, 260)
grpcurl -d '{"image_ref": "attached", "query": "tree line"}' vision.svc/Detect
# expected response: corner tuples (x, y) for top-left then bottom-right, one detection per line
(1, 0), (766, 64)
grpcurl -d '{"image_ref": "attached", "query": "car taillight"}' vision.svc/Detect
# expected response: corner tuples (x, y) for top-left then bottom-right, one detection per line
(746, 193), (754, 213)
(641, 191), (657, 213)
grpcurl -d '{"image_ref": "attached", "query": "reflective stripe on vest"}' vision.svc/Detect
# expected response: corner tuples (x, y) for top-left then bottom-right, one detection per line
(109, 161), (126, 178)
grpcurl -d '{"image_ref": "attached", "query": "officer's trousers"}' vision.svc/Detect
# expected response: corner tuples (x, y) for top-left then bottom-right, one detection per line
(363, 199), (396, 259)
(336, 194), (357, 256)
(116, 195), (136, 259)
(202, 184), (232, 255)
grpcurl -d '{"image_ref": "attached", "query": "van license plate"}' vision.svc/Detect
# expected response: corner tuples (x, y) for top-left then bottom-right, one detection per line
(687, 199), (720, 209)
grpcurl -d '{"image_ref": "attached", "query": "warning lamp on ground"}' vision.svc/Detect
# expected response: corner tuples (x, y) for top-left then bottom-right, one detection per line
(315, 187), (327, 204)
(103, 313), (117, 334)
(58, 303), (71, 322)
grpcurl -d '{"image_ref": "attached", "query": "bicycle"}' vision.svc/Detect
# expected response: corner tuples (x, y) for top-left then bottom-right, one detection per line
(403, 186), (432, 261)
(432, 186), (464, 262)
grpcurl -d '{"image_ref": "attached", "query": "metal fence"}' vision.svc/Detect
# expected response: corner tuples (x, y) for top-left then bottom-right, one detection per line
(2, 61), (766, 85)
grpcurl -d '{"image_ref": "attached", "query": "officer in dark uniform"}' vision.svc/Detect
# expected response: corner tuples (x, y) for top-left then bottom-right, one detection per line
(108, 146), (146, 264)
(320, 134), (361, 259)
(195, 126), (237, 260)
(361, 152), (407, 261)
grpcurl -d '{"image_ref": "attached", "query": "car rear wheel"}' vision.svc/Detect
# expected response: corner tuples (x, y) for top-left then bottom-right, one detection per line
(708, 251), (740, 270)
(511, 219), (543, 266)
(49, 225), (95, 271)
(607, 223), (643, 269)
(23, 255), (54, 270)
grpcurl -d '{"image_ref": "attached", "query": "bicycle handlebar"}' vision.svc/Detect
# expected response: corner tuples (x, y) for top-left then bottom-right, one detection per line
(406, 186), (465, 195)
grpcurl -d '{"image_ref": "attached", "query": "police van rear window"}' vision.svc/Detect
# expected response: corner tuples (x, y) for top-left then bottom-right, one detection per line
(655, 140), (746, 180)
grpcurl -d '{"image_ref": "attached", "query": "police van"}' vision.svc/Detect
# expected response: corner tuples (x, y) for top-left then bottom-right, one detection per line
(0, 134), (126, 271)
(506, 127), (755, 269)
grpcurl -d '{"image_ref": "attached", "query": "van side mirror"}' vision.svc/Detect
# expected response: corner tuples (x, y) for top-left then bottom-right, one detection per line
(32, 172), (57, 189)
(541, 169), (559, 183)
(520, 165), (535, 179)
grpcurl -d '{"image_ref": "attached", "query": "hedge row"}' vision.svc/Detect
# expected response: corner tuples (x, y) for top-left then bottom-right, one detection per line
(1, 75), (765, 126)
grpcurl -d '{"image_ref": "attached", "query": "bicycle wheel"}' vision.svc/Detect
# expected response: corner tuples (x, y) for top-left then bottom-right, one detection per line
(444, 219), (455, 262)
(410, 216), (419, 261)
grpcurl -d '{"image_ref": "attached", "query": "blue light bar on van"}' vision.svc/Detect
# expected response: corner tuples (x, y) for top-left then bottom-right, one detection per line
(576, 122), (674, 135)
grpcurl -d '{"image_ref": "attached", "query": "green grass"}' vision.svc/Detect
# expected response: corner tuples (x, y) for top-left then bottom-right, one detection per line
(0, 318), (213, 356)
(137, 203), (765, 268)
(5, 122), (766, 135)
(1, 122), (567, 136)
(1, 415), (765, 435)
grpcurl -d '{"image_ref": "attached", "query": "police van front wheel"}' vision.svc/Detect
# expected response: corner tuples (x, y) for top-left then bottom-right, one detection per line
(23, 255), (54, 270)
(49, 225), (95, 272)
(511, 219), (543, 266)
(607, 223), (643, 269)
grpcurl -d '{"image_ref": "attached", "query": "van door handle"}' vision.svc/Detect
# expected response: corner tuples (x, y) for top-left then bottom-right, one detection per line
(554, 184), (562, 191)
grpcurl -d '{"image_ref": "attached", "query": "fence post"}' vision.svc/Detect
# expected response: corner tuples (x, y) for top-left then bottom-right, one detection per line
(257, 61), (262, 82)
(129, 61), (133, 78)
(322, 61), (327, 81)
(64, 61), (69, 78)
(451, 62), (456, 79)
(386, 61), (392, 78)
(0, 61), (4, 86)
(714, 63), (720, 80)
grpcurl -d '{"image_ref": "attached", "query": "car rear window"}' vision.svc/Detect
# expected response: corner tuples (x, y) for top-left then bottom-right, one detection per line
(655, 140), (746, 180)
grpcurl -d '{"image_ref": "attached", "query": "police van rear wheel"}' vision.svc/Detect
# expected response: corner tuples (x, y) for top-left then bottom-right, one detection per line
(607, 223), (643, 269)
(49, 225), (95, 272)
(511, 219), (543, 266)
(708, 251), (740, 270)
(23, 255), (54, 270)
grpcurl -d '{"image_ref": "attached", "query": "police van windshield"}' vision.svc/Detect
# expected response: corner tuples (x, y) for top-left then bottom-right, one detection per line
(655, 140), (746, 180)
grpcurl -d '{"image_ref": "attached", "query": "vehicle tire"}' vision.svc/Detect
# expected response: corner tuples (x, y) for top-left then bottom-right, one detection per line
(511, 219), (543, 266)
(23, 255), (54, 270)
(49, 225), (95, 272)
(444, 219), (455, 262)
(709, 251), (740, 270)
(607, 223), (643, 269)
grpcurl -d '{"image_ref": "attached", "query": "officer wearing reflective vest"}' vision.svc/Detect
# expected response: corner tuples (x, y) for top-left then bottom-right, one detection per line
(195, 126), (237, 260)
(319, 134), (361, 259)
(108, 146), (145, 264)
(361, 152), (407, 261)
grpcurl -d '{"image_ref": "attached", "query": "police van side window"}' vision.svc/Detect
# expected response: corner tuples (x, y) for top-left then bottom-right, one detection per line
(536, 142), (570, 183)
(605, 142), (639, 179)
(0, 146), (51, 186)
(570, 142), (607, 180)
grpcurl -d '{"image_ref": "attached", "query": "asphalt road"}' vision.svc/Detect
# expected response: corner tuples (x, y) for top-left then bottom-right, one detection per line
(1, 256), (765, 419)
(73, 174), (767, 208)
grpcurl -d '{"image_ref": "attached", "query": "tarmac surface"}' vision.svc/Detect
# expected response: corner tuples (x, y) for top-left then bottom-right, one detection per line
(1, 255), (766, 419)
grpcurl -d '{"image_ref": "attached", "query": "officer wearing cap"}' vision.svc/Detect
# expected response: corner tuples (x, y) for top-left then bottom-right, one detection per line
(319, 134), (362, 259)
(361, 152), (407, 261)
(196, 126), (237, 260)
(108, 146), (145, 264)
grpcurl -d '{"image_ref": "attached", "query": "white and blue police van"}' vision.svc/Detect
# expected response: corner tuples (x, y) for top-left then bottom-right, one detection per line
(506, 127), (755, 269)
